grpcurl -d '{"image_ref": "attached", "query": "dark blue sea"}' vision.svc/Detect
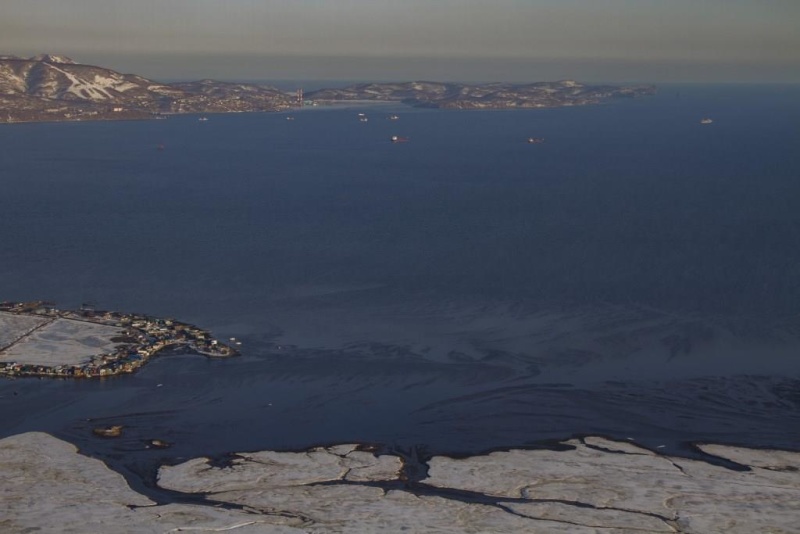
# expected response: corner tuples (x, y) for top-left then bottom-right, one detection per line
(1, 85), (799, 481)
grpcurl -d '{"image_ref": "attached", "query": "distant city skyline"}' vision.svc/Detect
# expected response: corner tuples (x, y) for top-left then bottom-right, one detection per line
(3, 0), (799, 83)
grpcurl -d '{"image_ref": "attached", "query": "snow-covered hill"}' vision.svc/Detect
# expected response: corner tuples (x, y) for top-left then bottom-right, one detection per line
(0, 55), (175, 101)
(0, 54), (295, 123)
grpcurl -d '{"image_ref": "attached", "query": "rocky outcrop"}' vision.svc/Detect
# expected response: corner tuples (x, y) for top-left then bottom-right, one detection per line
(92, 425), (123, 438)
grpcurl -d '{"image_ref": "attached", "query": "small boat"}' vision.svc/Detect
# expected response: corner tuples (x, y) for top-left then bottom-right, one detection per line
(285, 116), (295, 121)
(198, 117), (208, 122)
(359, 116), (369, 122)
(700, 118), (713, 124)
(527, 137), (545, 144)
(388, 114), (399, 120)
(391, 135), (409, 143)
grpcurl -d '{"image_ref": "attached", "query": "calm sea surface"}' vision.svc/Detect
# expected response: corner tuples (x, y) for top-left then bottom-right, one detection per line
(1, 85), (799, 477)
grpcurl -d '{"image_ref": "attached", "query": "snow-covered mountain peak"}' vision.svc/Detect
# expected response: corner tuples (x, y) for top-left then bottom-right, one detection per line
(31, 54), (76, 65)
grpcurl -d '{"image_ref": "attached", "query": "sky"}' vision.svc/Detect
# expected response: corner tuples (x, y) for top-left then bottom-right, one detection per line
(2, 0), (799, 83)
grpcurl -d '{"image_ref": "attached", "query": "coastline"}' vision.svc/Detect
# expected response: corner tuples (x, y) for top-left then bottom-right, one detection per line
(0, 56), (655, 125)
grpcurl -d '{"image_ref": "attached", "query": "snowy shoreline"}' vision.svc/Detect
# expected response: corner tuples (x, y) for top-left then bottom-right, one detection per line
(2, 431), (798, 533)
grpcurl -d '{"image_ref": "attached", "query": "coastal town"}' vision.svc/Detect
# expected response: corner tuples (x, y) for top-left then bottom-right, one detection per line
(0, 301), (237, 379)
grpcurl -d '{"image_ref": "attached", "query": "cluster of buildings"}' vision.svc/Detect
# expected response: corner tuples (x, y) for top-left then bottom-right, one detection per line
(0, 301), (237, 379)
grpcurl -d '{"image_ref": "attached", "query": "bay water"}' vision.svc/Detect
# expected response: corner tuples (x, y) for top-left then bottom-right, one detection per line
(1, 85), (799, 473)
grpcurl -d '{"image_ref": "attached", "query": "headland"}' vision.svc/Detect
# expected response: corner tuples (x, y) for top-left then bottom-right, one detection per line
(0, 301), (236, 378)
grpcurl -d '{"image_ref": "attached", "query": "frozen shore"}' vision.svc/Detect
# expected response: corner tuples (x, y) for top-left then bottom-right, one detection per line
(2, 432), (798, 533)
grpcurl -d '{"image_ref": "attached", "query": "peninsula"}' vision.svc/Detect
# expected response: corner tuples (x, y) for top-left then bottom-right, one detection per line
(0, 54), (655, 123)
(0, 301), (237, 379)
(306, 80), (656, 109)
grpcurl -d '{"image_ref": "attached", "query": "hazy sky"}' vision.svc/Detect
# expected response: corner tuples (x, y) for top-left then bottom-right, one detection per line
(2, 0), (799, 82)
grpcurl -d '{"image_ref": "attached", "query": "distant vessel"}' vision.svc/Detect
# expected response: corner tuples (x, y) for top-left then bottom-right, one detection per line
(285, 116), (295, 121)
(527, 137), (545, 144)
(388, 114), (400, 120)
(359, 117), (369, 122)
(198, 117), (208, 122)
(700, 118), (713, 124)
(391, 135), (409, 143)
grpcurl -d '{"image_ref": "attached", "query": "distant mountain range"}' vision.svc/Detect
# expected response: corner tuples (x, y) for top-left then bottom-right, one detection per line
(0, 55), (655, 123)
